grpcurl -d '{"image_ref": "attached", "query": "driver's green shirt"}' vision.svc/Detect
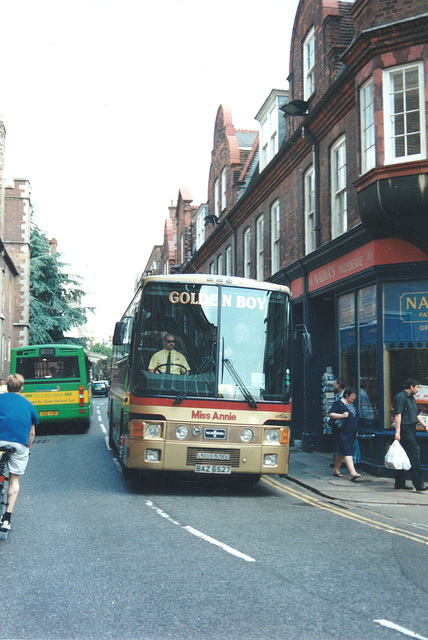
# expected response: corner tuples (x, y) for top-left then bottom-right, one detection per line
(148, 349), (190, 375)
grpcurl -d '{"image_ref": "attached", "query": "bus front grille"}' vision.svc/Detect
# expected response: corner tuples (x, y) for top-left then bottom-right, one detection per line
(186, 447), (240, 467)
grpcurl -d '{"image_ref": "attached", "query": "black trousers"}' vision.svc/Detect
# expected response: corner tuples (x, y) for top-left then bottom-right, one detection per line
(395, 424), (424, 489)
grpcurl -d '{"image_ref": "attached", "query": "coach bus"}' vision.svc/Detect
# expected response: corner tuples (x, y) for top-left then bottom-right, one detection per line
(109, 274), (292, 482)
(11, 344), (91, 431)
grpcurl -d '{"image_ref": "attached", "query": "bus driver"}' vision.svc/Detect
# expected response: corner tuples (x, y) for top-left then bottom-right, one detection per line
(148, 334), (190, 375)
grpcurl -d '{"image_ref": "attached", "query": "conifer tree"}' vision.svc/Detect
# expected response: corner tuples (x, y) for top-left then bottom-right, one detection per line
(29, 221), (91, 344)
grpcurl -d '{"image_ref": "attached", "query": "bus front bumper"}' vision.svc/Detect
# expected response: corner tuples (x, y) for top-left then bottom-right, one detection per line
(126, 439), (289, 475)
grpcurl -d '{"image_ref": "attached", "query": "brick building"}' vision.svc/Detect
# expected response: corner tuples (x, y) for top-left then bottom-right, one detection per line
(4, 179), (32, 351)
(144, 0), (428, 474)
(0, 119), (32, 374)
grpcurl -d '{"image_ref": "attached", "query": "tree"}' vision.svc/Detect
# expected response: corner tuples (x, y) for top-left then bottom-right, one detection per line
(29, 221), (92, 344)
(90, 343), (112, 358)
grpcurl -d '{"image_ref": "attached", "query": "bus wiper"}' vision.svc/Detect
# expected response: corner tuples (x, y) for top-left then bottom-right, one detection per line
(222, 358), (258, 409)
(173, 356), (215, 406)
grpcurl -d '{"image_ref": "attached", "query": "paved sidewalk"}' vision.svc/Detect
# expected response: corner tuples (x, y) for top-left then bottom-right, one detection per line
(287, 447), (428, 505)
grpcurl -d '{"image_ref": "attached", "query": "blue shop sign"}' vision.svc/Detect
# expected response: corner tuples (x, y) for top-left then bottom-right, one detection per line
(400, 292), (428, 323)
(384, 282), (428, 345)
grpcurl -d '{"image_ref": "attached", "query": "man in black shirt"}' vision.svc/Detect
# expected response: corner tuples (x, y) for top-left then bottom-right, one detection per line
(394, 378), (428, 492)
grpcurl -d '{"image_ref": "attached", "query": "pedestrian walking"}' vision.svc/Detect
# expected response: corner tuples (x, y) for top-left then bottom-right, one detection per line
(329, 386), (361, 481)
(394, 377), (428, 492)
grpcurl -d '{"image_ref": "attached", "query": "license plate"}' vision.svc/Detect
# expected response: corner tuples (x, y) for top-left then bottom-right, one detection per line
(195, 464), (231, 474)
(39, 411), (59, 416)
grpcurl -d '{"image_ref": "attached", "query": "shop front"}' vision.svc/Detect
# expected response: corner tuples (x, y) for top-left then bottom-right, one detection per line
(281, 229), (428, 477)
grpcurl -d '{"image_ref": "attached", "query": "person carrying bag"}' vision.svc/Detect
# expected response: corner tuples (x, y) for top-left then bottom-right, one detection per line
(328, 386), (361, 481)
(393, 378), (428, 492)
(384, 440), (411, 471)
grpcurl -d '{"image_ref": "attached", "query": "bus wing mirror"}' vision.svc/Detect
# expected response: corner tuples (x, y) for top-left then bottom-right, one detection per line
(294, 324), (312, 358)
(113, 322), (125, 346)
(302, 331), (312, 358)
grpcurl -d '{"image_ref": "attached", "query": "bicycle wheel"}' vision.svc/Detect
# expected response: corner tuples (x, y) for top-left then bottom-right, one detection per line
(0, 464), (9, 540)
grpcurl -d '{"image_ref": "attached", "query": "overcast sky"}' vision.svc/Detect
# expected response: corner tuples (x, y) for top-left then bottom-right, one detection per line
(0, 0), (299, 341)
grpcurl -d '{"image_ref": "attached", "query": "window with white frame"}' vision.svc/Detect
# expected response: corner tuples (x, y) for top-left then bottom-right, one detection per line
(214, 178), (220, 217)
(303, 27), (315, 100)
(256, 214), (264, 280)
(243, 227), (251, 279)
(304, 165), (316, 254)
(180, 233), (184, 263)
(331, 136), (347, 239)
(221, 167), (227, 212)
(383, 62), (426, 164)
(259, 104), (279, 172)
(360, 78), (375, 173)
(225, 245), (232, 276)
(217, 253), (223, 276)
(270, 200), (280, 274)
(209, 261), (215, 275)
(195, 206), (206, 250)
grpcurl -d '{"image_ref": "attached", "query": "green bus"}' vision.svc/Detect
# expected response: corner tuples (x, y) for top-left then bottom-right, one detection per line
(10, 344), (92, 431)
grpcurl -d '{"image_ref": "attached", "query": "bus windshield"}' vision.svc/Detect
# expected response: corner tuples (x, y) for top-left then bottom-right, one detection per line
(15, 355), (80, 381)
(132, 281), (292, 403)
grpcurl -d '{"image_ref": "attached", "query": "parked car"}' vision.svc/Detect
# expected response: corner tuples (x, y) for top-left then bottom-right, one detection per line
(91, 381), (109, 397)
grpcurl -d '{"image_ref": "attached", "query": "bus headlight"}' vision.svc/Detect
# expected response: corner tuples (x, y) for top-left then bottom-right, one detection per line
(266, 429), (280, 443)
(240, 428), (254, 442)
(176, 425), (189, 439)
(146, 423), (161, 438)
(264, 454), (278, 466)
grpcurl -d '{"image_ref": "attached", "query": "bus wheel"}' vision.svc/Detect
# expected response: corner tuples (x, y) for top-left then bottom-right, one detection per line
(108, 403), (117, 452)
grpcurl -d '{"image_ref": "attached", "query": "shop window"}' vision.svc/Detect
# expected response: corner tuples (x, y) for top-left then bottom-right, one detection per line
(338, 292), (356, 390)
(383, 282), (428, 428)
(358, 285), (378, 430)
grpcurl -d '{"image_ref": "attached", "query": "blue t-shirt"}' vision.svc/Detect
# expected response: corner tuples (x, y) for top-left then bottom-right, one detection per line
(0, 392), (38, 446)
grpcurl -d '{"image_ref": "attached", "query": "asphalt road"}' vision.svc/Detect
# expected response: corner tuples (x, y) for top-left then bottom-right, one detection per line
(1, 398), (427, 640)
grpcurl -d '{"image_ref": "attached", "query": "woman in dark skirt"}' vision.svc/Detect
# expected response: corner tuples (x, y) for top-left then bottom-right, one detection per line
(328, 386), (361, 481)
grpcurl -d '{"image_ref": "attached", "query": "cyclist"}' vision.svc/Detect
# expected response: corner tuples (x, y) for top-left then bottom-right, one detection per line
(0, 374), (38, 531)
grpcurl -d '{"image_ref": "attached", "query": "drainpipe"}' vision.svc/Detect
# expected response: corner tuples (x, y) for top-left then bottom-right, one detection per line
(225, 217), (237, 276)
(302, 125), (321, 249)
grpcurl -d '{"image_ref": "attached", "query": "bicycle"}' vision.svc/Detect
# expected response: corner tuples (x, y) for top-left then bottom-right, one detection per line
(0, 445), (15, 540)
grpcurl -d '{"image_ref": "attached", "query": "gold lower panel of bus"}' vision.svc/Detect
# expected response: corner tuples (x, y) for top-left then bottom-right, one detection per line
(126, 440), (288, 475)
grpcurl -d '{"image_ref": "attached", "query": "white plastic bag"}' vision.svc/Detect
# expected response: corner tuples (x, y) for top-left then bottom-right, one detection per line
(384, 440), (411, 471)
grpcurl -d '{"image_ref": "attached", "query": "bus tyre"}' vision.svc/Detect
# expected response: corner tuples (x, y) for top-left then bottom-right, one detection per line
(108, 409), (117, 452)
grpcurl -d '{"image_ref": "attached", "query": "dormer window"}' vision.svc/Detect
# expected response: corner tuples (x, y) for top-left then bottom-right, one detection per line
(259, 105), (279, 171)
(303, 27), (315, 100)
(256, 89), (288, 173)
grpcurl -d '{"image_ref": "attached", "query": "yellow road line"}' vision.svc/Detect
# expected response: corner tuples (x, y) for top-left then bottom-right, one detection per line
(262, 476), (428, 546)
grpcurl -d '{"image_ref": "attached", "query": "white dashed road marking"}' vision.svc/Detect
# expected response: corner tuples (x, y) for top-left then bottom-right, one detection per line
(145, 499), (255, 563)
